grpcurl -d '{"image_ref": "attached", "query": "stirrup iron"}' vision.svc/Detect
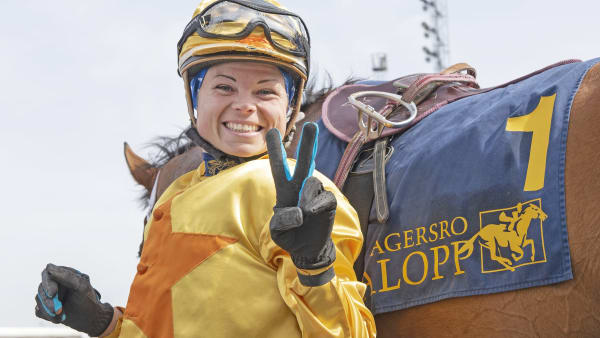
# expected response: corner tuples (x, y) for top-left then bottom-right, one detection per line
(347, 91), (417, 140)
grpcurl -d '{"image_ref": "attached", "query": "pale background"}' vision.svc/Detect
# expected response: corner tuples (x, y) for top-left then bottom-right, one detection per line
(1, 0), (598, 327)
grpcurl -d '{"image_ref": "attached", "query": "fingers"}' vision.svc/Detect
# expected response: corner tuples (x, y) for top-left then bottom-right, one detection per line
(300, 178), (337, 215)
(307, 190), (337, 215)
(37, 283), (59, 316)
(46, 264), (84, 291)
(35, 288), (63, 323)
(266, 128), (292, 185)
(41, 266), (58, 298)
(270, 207), (303, 232)
(299, 177), (323, 207)
(40, 264), (64, 316)
(36, 264), (84, 324)
(35, 293), (57, 322)
(293, 122), (318, 184)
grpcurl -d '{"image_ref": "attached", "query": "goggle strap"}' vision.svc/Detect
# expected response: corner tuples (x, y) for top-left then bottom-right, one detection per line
(205, 0), (300, 18)
(285, 77), (306, 136)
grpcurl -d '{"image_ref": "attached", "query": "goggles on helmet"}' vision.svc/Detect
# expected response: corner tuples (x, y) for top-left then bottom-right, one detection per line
(177, 0), (310, 60)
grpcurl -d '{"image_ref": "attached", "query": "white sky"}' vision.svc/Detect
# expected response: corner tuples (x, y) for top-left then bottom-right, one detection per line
(1, 0), (598, 327)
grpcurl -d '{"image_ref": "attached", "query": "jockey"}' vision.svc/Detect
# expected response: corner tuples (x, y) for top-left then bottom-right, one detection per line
(34, 0), (376, 337)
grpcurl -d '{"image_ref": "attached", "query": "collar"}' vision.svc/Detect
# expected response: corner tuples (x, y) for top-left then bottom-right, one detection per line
(202, 152), (238, 176)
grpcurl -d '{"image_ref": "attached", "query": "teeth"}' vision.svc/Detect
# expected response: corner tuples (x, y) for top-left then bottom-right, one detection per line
(225, 122), (260, 133)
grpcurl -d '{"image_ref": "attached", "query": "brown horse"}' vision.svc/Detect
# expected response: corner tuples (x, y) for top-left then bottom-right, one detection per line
(125, 63), (600, 337)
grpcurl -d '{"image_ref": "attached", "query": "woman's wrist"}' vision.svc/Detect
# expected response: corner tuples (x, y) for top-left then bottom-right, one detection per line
(99, 307), (123, 337)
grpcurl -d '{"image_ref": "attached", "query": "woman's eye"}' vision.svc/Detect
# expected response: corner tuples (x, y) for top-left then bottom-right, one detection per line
(216, 84), (234, 92)
(258, 89), (276, 96)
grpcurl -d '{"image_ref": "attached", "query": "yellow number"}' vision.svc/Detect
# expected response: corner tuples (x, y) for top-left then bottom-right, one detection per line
(505, 94), (556, 191)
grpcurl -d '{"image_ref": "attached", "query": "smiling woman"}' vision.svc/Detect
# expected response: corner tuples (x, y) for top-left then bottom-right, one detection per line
(33, 0), (376, 337)
(195, 62), (289, 157)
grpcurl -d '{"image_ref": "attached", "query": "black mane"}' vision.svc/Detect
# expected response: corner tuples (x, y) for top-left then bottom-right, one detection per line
(146, 128), (196, 169)
(135, 128), (196, 208)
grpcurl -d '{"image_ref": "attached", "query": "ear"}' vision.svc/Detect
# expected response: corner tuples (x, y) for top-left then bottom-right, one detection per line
(124, 142), (158, 192)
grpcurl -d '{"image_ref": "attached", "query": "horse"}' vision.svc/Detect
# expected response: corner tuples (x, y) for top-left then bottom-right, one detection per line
(124, 60), (600, 337)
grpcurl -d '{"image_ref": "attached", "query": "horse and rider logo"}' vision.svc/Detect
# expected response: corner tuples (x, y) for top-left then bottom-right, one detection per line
(457, 199), (548, 273)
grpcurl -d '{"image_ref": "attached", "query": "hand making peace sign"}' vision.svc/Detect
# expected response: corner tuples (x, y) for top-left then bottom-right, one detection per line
(266, 123), (337, 286)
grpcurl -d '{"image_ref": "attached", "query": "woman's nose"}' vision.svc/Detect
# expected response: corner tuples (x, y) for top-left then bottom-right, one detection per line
(231, 94), (257, 114)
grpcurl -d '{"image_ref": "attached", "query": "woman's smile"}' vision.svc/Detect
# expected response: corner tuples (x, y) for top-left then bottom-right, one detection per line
(223, 121), (263, 134)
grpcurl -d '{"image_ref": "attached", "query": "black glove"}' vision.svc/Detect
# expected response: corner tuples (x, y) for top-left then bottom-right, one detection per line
(35, 264), (114, 337)
(266, 123), (337, 286)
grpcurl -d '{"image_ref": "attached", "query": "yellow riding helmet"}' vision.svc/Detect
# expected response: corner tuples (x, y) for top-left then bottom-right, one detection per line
(178, 0), (310, 136)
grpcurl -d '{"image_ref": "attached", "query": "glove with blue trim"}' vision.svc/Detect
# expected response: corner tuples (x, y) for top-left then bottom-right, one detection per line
(35, 263), (114, 337)
(266, 122), (337, 286)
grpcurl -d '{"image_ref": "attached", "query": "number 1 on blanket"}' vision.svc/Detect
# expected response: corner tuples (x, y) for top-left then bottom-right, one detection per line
(506, 93), (556, 192)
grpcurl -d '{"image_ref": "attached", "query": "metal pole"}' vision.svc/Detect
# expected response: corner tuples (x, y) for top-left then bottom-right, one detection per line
(420, 0), (449, 72)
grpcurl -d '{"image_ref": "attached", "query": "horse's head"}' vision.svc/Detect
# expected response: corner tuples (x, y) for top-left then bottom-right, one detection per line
(523, 204), (548, 221)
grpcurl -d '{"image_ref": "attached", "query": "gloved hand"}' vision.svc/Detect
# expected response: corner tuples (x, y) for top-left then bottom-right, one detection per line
(35, 263), (114, 337)
(266, 122), (337, 286)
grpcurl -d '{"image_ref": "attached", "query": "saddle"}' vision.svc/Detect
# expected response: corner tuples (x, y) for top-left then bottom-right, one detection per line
(323, 63), (482, 225)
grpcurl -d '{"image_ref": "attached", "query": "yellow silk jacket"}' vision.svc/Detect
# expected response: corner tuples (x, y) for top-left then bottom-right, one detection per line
(109, 158), (376, 337)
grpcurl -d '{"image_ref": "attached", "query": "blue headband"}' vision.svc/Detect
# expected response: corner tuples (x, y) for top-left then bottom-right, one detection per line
(190, 67), (209, 110)
(190, 66), (296, 110)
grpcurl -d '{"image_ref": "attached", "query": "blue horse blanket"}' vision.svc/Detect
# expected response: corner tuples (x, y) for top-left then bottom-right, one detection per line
(314, 58), (600, 314)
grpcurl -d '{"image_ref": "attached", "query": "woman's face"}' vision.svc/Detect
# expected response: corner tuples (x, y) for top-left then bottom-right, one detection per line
(195, 62), (289, 158)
